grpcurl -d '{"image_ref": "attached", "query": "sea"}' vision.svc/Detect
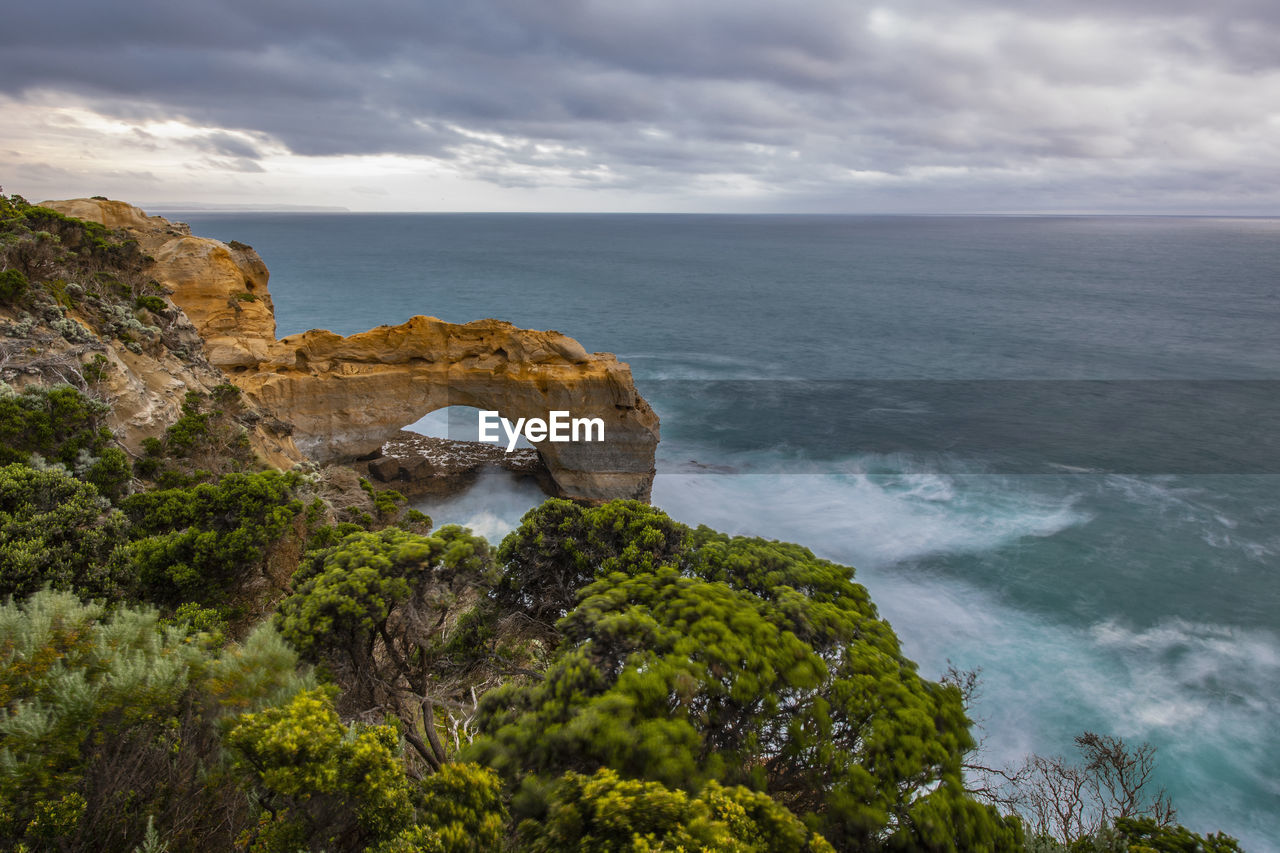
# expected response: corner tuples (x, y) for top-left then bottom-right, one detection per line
(177, 212), (1280, 849)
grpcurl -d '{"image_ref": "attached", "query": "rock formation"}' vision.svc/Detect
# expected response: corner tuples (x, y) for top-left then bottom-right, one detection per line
(41, 198), (660, 502)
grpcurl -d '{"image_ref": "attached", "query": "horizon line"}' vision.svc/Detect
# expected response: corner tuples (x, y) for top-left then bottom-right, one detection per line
(143, 207), (1280, 218)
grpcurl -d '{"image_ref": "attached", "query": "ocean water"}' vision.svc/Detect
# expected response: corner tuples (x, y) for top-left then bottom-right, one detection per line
(180, 212), (1280, 848)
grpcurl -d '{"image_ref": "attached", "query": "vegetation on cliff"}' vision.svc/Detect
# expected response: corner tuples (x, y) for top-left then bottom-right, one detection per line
(0, 197), (1245, 852)
(0, 192), (172, 375)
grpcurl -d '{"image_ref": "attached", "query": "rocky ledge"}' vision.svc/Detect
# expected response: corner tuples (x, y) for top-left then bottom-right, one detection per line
(42, 198), (659, 502)
(365, 431), (553, 498)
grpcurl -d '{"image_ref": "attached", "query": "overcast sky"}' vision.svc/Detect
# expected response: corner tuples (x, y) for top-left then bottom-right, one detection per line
(3, 0), (1279, 212)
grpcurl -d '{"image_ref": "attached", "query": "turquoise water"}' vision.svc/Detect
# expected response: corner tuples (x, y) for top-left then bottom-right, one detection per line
(181, 212), (1280, 848)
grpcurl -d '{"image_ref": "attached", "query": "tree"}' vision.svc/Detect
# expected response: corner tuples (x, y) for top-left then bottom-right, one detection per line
(225, 687), (416, 852)
(1011, 733), (1175, 846)
(226, 688), (509, 853)
(416, 762), (508, 852)
(519, 767), (834, 852)
(0, 589), (312, 852)
(495, 498), (687, 626)
(0, 462), (132, 600)
(469, 502), (1023, 852)
(0, 384), (130, 501)
(120, 470), (304, 605)
(275, 526), (500, 773)
(1111, 817), (1243, 853)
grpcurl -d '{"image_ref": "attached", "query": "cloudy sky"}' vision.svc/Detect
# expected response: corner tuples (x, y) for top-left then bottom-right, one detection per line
(3, 0), (1279, 212)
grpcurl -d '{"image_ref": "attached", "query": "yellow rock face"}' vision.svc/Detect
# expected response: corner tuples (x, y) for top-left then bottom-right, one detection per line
(42, 198), (659, 501)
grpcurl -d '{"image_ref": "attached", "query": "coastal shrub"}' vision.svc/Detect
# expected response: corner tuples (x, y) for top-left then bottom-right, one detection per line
(415, 762), (508, 852)
(0, 590), (312, 852)
(495, 498), (686, 622)
(469, 501), (1023, 852)
(226, 687), (415, 852)
(82, 353), (110, 384)
(135, 388), (256, 486)
(518, 767), (834, 852)
(1111, 817), (1243, 853)
(12, 205), (145, 273)
(374, 487), (407, 518)
(1023, 818), (1244, 853)
(0, 267), (27, 302)
(275, 525), (500, 773)
(0, 463), (132, 600)
(0, 196), (146, 287)
(121, 470), (304, 605)
(0, 383), (130, 500)
(134, 294), (166, 313)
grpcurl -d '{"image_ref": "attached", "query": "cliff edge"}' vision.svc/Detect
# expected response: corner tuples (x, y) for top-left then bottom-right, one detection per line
(41, 198), (660, 502)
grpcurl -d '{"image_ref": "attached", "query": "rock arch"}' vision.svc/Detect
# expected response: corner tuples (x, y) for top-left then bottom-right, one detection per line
(43, 199), (659, 502)
(243, 318), (659, 502)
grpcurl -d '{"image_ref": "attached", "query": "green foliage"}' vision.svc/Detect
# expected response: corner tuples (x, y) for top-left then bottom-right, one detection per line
(471, 501), (1019, 852)
(518, 767), (834, 852)
(162, 602), (230, 649)
(0, 201), (145, 282)
(121, 470), (304, 605)
(226, 687), (415, 852)
(82, 353), (110, 385)
(375, 488), (407, 518)
(0, 590), (311, 851)
(307, 519), (367, 550)
(1027, 819), (1246, 853)
(1110, 818), (1242, 853)
(275, 526), (499, 771)
(357, 476), (408, 520)
(0, 463), (132, 600)
(0, 384), (130, 501)
(0, 268), (27, 302)
(135, 388), (256, 486)
(400, 508), (432, 529)
(417, 762), (508, 852)
(210, 381), (241, 404)
(134, 295), (167, 313)
(496, 498), (687, 622)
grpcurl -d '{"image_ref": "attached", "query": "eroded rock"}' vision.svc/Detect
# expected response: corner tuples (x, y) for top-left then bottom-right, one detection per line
(42, 198), (659, 502)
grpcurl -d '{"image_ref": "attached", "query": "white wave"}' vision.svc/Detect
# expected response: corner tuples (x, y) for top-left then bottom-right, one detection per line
(651, 465), (1087, 570)
(411, 468), (546, 544)
(1087, 618), (1280, 730)
(1101, 474), (1278, 562)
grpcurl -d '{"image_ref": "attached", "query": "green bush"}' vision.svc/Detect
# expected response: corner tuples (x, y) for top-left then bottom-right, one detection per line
(134, 295), (166, 313)
(1111, 817), (1243, 853)
(470, 501), (1023, 852)
(276, 525), (497, 772)
(519, 768), (833, 852)
(0, 268), (28, 302)
(225, 687), (415, 852)
(134, 388), (256, 486)
(0, 590), (312, 851)
(81, 353), (109, 385)
(121, 470), (304, 605)
(0, 384), (130, 501)
(0, 463), (132, 600)
(494, 498), (686, 621)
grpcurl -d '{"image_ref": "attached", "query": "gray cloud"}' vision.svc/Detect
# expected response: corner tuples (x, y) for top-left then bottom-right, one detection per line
(4, 0), (1280, 210)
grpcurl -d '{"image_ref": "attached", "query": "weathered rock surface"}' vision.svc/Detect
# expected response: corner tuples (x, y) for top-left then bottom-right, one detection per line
(42, 198), (659, 502)
(367, 431), (552, 498)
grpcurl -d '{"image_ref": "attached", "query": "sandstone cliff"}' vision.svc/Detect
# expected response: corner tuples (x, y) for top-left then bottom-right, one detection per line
(40, 199), (660, 502)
